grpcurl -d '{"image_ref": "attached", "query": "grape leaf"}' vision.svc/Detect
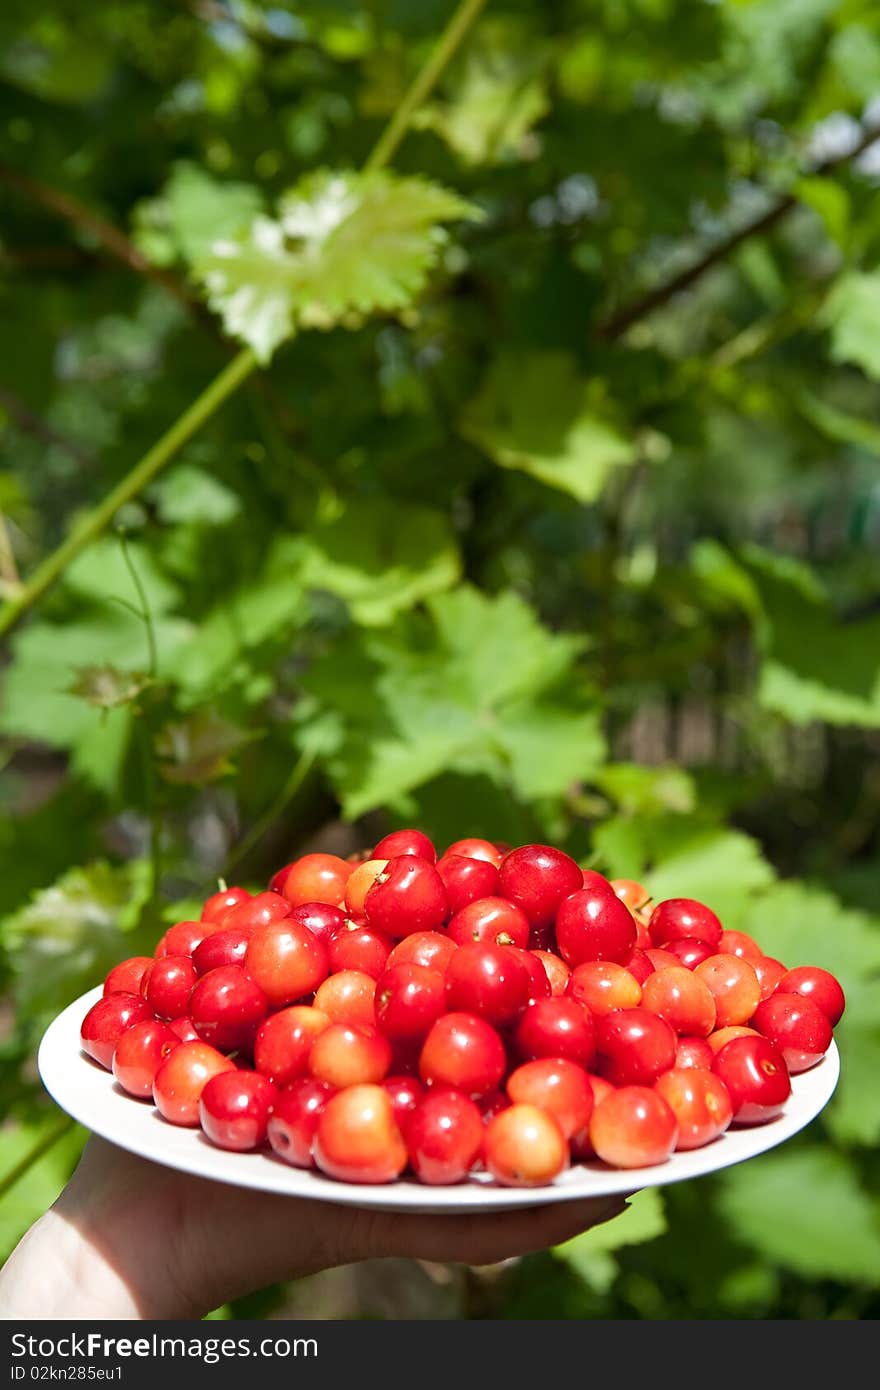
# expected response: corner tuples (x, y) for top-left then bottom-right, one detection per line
(164, 163), (264, 264)
(822, 271), (880, 381)
(462, 352), (639, 503)
(195, 171), (478, 361)
(554, 1188), (666, 1293)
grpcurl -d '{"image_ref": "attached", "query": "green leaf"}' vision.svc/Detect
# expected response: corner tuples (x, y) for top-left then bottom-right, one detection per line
(554, 1188), (666, 1293)
(295, 585), (604, 817)
(794, 176), (849, 248)
(151, 464), (241, 526)
(822, 271), (880, 380)
(156, 709), (258, 784)
(195, 171), (478, 361)
(717, 1149), (880, 1284)
(797, 389), (880, 459)
(64, 538), (180, 615)
(164, 163), (264, 264)
(0, 1118), (85, 1260)
(462, 353), (639, 503)
(594, 763), (696, 816)
(298, 498), (461, 625)
(67, 665), (153, 711)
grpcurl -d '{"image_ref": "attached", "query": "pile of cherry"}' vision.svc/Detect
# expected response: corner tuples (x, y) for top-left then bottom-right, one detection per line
(80, 832), (844, 1186)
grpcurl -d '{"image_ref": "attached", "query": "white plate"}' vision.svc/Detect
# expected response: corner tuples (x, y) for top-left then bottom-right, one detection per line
(39, 986), (840, 1214)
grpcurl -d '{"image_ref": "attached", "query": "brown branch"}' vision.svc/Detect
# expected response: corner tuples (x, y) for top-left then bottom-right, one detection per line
(0, 384), (93, 467)
(598, 122), (880, 342)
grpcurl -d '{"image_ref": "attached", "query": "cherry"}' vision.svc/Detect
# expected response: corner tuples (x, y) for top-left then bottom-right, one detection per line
(168, 1016), (199, 1043)
(712, 1036), (791, 1124)
(717, 930), (763, 961)
(245, 918), (329, 1007)
(201, 885), (250, 924)
(286, 902), (347, 948)
(446, 897), (529, 949)
(364, 857), (448, 938)
(445, 837), (503, 868)
(507, 1058), (593, 1141)
(419, 1013), (506, 1098)
(280, 854), (352, 908)
(313, 1084), (407, 1184)
(589, 1086), (678, 1168)
(531, 950), (570, 997)
(192, 926), (251, 975)
(570, 1073), (615, 1159)
(479, 1089), (510, 1123)
(499, 844), (583, 930)
(222, 891), (292, 935)
(610, 879), (654, 927)
(641, 966), (716, 1037)
(483, 1104), (568, 1187)
(254, 1004), (329, 1086)
(268, 1078), (335, 1168)
(189, 966), (269, 1053)
(405, 1090), (483, 1185)
(156, 920), (209, 959)
(695, 954), (761, 1028)
(566, 961), (641, 1016)
(327, 921), (392, 979)
(152, 1041), (236, 1126)
(309, 1023), (392, 1088)
(383, 1074), (425, 1126)
(556, 876), (637, 966)
(81, 993), (153, 1069)
(644, 947), (681, 973)
(435, 854), (501, 913)
(199, 1070), (276, 1152)
(648, 898), (722, 950)
(162, 960), (212, 1011)
(777, 966), (845, 1026)
(654, 1068), (733, 1150)
(665, 939), (714, 971)
(375, 963), (447, 1043)
(751, 993), (832, 1073)
(444, 943), (530, 1027)
(103, 956), (152, 997)
(373, 828), (437, 863)
(515, 997), (595, 1068)
(111, 1020), (179, 1098)
(344, 860), (389, 916)
(594, 1008), (676, 1086)
(674, 1036), (715, 1070)
(506, 947), (552, 1005)
(707, 1025), (759, 1054)
(754, 956), (788, 1001)
(313, 970), (376, 1028)
(386, 931), (457, 975)
(623, 949), (655, 985)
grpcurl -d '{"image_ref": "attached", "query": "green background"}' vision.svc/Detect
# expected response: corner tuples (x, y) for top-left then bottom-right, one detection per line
(1, 0), (880, 1319)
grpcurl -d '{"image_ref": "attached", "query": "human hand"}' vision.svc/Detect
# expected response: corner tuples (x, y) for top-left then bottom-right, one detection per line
(0, 1137), (629, 1320)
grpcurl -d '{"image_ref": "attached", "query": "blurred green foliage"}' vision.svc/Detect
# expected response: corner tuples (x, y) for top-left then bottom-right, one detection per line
(2, 0), (880, 1319)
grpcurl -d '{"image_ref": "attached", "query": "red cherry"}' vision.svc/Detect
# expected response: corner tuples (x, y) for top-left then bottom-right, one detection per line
(112, 1020), (179, 1097)
(446, 896), (529, 949)
(499, 844), (583, 930)
(222, 891), (292, 935)
(309, 1022), (392, 1088)
(313, 970), (376, 1028)
(201, 885), (250, 924)
(674, 1036), (715, 1070)
(751, 993), (833, 1073)
(515, 997), (595, 1068)
(375, 963), (447, 1043)
(483, 1104), (568, 1186)
(328, 921), (392, 979)
(665, 939), (714, 970)
(152, 1041), (236, 1126)
(717, 930), (763, 961)
(192, 926), (251, 975)
(80, 995), (154, 1067)
(594, 1008), (676, 1086)
(531, 950), (570, 997)
(189, 966), (270, 1053)
(373, 829), (437, 863)
(245, 918), (329, 1007)
(286, 901), (347, 947)
(103, 956), (153, 997)
(589, 1086), (678, 1168)
(641, 966), (717, 1037)
(280, 854), (352, 908)
(644, 947), (680, 973)
(655, 1068), (733, 1150)
(707, 1025), (759, 1055)
(313, 1084), (407, 1184)
(382, 1074), (425, 1126)
(507, 1058), (593, 1141)
(405, 1089), (484, 1185)
(199, 1070), (277, 1151)
(610, 878), (654, 927)
(143, 955), (197, 1020)
(254, 1005), (329, 1086)
(566, 961), (641, 1016)
(157, 920), (209, 958)
(695, 954), (761, 1028)
(712, 1036), (791, 1123)
(506, 947), (552, 1005)
(777, 966), (845, 1027)
(168, 1016), (199, 1043)
(419, 1013), (506, 1098)
(570, 1073), (615, 1159)
(436, 854), (501, 913)
(648, 898), (722, 950)
(386, 931), (457, 975)
(623, 949), (655, 985)
(444, 943), (531, 1027)
(555, 875), (637, 966)
(364, 857), (448, 937)
(268, 1078), (335, 1167)
(754, 956), (788, 1001)
(445, 837), (503, 868)
(344, 860), (389, 916)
